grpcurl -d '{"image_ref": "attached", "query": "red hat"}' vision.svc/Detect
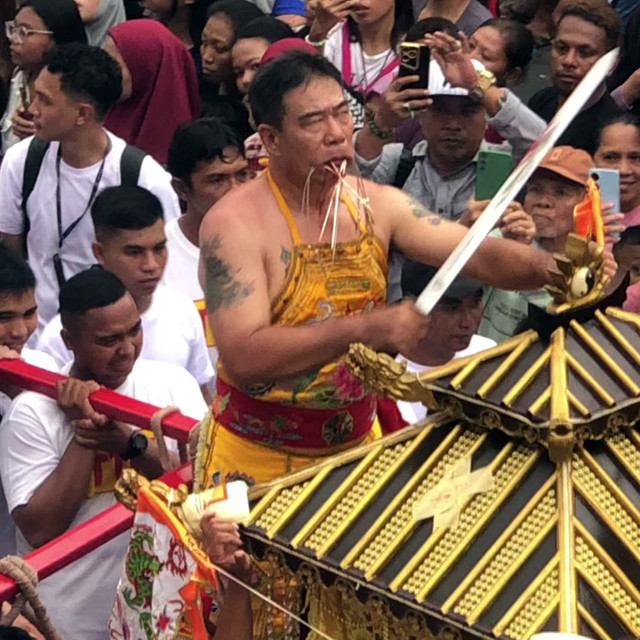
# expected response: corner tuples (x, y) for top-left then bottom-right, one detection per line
(260, 38), (317, 66)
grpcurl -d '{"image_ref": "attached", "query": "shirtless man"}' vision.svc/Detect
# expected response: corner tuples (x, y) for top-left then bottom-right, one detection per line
(197, 50), (556, 488)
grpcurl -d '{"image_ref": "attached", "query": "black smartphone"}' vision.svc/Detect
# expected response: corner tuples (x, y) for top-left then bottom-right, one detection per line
(398, 42), (430, 90)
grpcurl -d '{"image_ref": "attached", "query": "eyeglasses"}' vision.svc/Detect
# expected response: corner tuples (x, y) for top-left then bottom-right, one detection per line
(5, 21), (54, 43)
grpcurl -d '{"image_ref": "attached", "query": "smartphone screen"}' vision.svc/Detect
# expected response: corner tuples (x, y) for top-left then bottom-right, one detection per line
(590, 168), (620, 213)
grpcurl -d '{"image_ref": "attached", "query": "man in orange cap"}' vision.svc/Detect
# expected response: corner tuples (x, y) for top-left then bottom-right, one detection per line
(480, 146), (612, 341)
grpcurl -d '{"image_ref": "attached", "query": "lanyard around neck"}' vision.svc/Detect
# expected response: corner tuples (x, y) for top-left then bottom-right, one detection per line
(55, 141), (110, 250)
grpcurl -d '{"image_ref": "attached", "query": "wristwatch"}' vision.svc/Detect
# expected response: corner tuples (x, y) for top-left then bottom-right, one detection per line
(469, 69), (497, 102)
(121, 431), (149, 461)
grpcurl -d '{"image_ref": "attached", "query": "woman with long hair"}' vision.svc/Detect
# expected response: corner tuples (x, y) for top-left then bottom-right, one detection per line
(2, 0), (87, 152)
(141, 0), (215, 67)
(594, 113), (640, 227)
(308, 0), (413, 99)
(104, 19), (200, 164)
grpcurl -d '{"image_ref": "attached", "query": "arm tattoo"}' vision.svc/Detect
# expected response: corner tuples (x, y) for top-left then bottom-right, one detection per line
(406, 194), (442, 226)
(202, 235), (254, 312)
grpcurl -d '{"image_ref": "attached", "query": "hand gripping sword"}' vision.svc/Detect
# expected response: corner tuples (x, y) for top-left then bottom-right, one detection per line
(415, 48), (619, 315)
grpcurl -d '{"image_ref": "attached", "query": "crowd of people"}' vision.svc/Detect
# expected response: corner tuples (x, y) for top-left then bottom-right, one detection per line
(0, 0), (639, 637)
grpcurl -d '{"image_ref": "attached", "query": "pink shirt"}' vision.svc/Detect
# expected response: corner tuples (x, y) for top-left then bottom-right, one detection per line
(623, 205), (640, 229)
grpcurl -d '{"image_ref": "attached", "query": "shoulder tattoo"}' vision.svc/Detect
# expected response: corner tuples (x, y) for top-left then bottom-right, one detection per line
(202, 235), (254, 312)
(406, 194), (442, 226)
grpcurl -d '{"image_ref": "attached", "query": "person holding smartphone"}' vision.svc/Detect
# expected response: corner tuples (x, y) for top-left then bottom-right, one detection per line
(594, 114), (640, 228)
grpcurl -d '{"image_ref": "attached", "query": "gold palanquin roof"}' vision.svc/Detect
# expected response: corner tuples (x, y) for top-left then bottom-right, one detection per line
(245, 306), (640, 640)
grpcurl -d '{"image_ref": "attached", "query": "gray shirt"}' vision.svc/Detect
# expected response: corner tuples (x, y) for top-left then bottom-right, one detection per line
(355, 89), (545, 214)
(84, 0), (126, 47)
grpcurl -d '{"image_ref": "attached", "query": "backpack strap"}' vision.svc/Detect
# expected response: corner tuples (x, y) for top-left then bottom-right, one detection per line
(392, 144), (419, 190)
(119, 144), (147, 187)
(21, 137), (50, 235)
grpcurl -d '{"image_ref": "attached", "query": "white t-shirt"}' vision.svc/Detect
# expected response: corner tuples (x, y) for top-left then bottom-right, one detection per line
(324, 23), (397, 94)
(37, 285), (214, 386)
(0, 131), (181, 336)
(163, 217), (219, 371)
(163, 217), (203, 300)
(397, 335), (497, 424)
(0, 347), (58, 559)
(0, 358), (207, 640)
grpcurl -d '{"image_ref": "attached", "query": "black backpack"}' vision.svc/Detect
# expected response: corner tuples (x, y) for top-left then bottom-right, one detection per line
(21, 137), (147, 234)
(392, 144), (419, 189)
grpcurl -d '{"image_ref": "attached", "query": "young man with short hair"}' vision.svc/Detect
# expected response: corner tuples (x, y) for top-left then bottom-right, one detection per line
(37, 186), (214, 398)
(0, 244), (57, 559)
(165, 119), (254, 370)
(165, 118), (253, 303)
(0, 267), (207, 640)
(0, 43), (180, 337)
(528, 0), (621, 153)
(398, 260), (496, 423)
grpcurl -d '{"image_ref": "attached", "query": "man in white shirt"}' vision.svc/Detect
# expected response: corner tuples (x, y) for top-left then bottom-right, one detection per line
(38, 185), (214, 399)
(0, 267), (207, 640)
(0, 43), (180, 337)
(0, 245), (58, 559)
(397, 260), (496, 424)
(165, 119), (254, 368)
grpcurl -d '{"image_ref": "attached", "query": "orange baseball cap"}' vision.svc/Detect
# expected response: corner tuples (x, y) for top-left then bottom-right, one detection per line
(535, 146), (594, 186)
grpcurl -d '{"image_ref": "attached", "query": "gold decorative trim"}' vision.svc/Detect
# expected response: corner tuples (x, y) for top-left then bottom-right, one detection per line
(578, 602), (614, 640)
(450, 358), (480, 390)
(596, 309), (640, 368)
(305, 442), (410, 554)
(503, 346), (550, 407)
(550, 328), (570, 421)
(528, 386), (550, 416)
(575, 521), (640, 636)
(339, 424), (473, 570)
(251, 422), (429, 500)
(314, 426), (436, 558)
(493, 556), (559, 638)
(606, 431), (640, 490)
(290, 443), (385, 549)
(567, 390), (590, 417)
(570, 319), (640, 396)
(557, 459), (578, 633)
(444, 473), (558, 622)
(253, 481), (310, 531)
(389, 444), (538, 600)
(265, 466), (334, 539)
(361, 428), (487, 580)
(249, 485), (284, 526)
(572, 449), (640, 562)
(417, 331), (539, 385)
(476, 331), (539, 399)
(565, 352), (616, 407)
(606, 306), (640, 331)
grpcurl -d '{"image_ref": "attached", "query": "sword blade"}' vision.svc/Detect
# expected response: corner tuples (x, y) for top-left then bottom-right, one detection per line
(415, 48), (619, 316)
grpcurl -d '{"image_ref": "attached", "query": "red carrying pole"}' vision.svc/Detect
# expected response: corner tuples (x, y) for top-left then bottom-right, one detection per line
(0, 464), (193, 602)
(0, 358), (202, 602)
(0, 359), (197, 441)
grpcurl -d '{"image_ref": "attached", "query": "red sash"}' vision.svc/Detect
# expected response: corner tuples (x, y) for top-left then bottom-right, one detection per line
(213, 378), (376, 449)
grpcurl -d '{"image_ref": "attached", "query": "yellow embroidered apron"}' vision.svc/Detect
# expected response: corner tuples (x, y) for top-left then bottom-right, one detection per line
(197, 171), (387, 488)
